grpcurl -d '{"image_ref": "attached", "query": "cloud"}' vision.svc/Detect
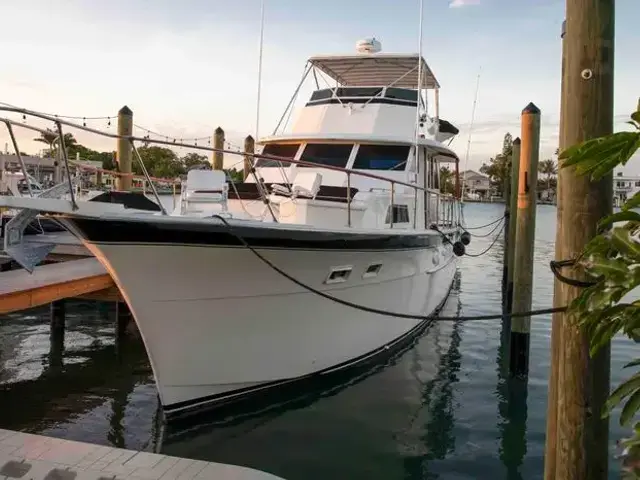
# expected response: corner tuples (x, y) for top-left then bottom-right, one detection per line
(449, 0), (481, 8)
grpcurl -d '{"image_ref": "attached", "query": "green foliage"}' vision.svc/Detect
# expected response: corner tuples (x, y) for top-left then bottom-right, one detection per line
(439, 166), (455, 194)
(562, 102), (640, 472)
(480, 133), (513, 196)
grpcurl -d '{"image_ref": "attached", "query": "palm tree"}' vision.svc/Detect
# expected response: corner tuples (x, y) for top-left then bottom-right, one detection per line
(439, 166), (454, 194)
(540, 158), (557, 193)
(33, 130), (77, 158)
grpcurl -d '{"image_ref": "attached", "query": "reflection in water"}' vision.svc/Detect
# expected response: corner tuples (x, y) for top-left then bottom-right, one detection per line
(403, 292), (463, 480)
(496, 306), (528, 480)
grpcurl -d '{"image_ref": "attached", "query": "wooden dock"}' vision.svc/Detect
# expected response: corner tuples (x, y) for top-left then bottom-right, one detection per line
(0, 258), (115, 315)
(0, 428), (284, 479)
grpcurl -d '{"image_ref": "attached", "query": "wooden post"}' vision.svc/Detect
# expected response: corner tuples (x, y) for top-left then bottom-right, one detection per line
(549, 1), (614, 478)
(509, 103), (540, 377)
(116, 106), (133, 191)
(502, 164), (511, 297)
(506, 138), (521, 313)
(49, 300), (65, 368)
(243, 135), (255, 181)
(544, 20), (568, 480)
(213, 127), (225, 170)
(116, 302), (132, 338)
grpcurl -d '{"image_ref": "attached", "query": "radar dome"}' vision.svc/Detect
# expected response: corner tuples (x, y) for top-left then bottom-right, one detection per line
(356, 38), (381, 54)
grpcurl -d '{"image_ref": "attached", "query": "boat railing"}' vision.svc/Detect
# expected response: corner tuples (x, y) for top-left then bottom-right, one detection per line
(0, 106), (461, 230)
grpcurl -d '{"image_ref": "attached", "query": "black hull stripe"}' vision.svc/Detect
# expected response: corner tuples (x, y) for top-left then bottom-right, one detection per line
(62, 216), (456, 251)
(162, 278), (455, 419)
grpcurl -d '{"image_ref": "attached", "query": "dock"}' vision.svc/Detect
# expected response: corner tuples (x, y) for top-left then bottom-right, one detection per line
(0, 428), (284, 479)
(0, 257), (115, 315)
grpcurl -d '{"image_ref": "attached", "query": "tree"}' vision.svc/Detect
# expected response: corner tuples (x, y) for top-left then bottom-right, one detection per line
(33, 130), (77, 158)
(480, 132), (513, 197)
(134, 146), (184, 178)
(539, 159), (558, 193)
(181, 153), (209, 170)
(439, 166), (455, 194)
(560, 101), (640, 476)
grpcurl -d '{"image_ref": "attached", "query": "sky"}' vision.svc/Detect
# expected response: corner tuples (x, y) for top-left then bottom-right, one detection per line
(0, 0), (639, 173)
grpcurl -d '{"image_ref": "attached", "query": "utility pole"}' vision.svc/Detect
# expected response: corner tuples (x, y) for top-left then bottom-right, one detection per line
(546, 1), (614, 479)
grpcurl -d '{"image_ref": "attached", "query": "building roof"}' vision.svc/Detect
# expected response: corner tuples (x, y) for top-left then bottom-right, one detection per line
(307, 54), (440, 89)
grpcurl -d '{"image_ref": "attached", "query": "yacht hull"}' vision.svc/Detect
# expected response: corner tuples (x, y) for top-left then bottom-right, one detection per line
(60, 216), (458, 417)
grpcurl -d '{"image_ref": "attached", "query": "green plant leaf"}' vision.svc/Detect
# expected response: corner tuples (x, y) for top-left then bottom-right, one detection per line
(611, 228), (640, 261)
(622, 389), (640, 426)
(599, 211), (640, 229)
(632, 110), (640, 124)
(626, 359), (640, 369)
(623, 192), (640, 211)
(605, 374), (640, 415)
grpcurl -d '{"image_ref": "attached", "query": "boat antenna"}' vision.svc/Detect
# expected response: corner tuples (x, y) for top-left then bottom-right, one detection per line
(461, 67), (481, 203)
(414, 0), (425, 185)
(255, 0), (266, 141)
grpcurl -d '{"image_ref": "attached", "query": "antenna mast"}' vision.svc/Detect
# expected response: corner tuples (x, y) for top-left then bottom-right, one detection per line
(255, 0), (266, 141)
(413, 0), (425, 184)
(461, 68), (481, 202)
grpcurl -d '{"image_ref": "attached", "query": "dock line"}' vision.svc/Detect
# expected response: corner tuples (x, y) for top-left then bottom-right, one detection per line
(210, 214), (566, 322)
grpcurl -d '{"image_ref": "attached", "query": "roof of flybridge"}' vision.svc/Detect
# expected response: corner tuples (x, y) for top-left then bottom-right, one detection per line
(307, 54), (440, 89)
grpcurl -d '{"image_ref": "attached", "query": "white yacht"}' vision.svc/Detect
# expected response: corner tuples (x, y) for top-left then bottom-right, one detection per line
(1, 40), (466, 418)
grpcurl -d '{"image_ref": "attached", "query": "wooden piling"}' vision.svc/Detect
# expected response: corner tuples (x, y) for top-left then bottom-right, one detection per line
(509, 103), (540, 377)
(502, 164), (511, 297)
(549, 1), (614, 478)
(213, 127), (225, 170)
(115, 302), (133, 340)
(50, 300), (66, 368)
(50, 300), (65, 334)
(244, 135), (255, 180)
(116, 106), (133, 191)
(544, 19), (568, 480)
(506, 138), (521, 313)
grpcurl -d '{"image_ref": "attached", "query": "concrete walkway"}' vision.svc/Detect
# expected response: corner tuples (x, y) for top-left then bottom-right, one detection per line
(0, 428), (285, 479)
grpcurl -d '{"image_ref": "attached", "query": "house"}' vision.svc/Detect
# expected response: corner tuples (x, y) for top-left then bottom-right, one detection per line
(461, 170), (491, 199)
(613, 171), (640, 206)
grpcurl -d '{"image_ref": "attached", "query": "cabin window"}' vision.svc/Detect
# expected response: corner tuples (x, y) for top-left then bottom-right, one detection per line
(309, 89), (333, 102)
(299, 143), (353, 168)
(385, 205), (410, 224)
(334, 87), (384, 98)
(255, 143), (301, 167)
(352, 144), (410, 171)
(384, 88), (419, 103)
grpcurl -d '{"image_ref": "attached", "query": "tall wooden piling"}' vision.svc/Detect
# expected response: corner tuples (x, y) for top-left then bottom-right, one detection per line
(547, 1), (614, 478)
(116, 106), (133, 191)
(544, 19), (568, 480)
(213, 127), (225, 170)
(509, 103), (540, 377)
(502, 166), (511, 298)
(244, 135), (255, 180)
(506, 138), (521, 313)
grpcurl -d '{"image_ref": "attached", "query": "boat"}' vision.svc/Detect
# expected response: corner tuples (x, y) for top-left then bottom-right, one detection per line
(0, 38), (467, 419)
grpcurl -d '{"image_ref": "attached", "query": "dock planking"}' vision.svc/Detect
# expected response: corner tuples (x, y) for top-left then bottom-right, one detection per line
(0, 428), (285, 479)
(0, 258), (114, 314)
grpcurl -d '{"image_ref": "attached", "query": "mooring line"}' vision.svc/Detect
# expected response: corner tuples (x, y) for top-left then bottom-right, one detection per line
(211, 215), (566, 322)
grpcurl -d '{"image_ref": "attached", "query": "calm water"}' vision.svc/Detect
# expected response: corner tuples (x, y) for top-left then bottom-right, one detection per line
(0, 202), (634, 479)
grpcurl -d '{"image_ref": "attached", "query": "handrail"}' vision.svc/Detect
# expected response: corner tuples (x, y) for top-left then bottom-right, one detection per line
(0, 106), (461, 228)
(0, 107), (429, 194)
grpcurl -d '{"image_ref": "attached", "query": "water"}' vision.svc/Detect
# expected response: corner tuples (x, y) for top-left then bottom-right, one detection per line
(0, 202), (634, 479)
